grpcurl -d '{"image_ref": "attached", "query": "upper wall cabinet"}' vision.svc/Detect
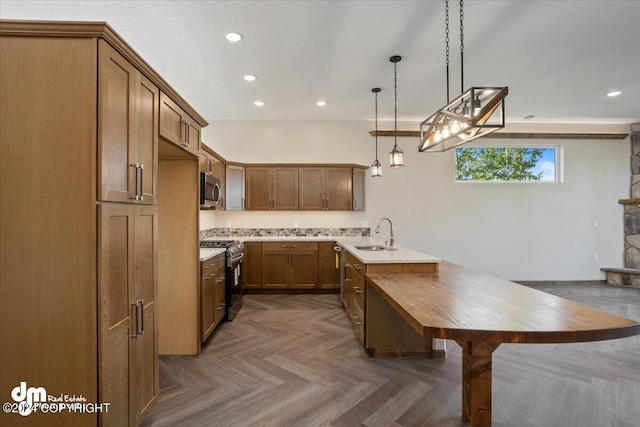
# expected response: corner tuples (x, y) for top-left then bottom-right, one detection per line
(200, 147), (226, 210)
(245, 165), (366, 211)
(352, 167), (365, 211)
(245, 167), (299, 210)
(159, 92), (201, 158)
(226, 164), (245, 211)
(299, 167), (353, 210)
(98, 40), (158, 205)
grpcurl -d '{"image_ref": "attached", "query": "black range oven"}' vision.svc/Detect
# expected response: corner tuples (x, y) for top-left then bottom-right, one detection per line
(199, 240), (244, 320)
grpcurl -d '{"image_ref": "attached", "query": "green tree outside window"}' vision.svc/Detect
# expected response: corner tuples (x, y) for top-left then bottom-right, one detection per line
(455, 147), (554, 181)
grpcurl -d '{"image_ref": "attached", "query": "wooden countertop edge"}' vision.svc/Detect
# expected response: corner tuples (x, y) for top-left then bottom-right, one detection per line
(365, 269), (640, 345)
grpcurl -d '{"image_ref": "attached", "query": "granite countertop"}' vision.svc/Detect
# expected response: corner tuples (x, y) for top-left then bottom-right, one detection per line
(201, 235), (441, 264)
(199, 247), (226, 262)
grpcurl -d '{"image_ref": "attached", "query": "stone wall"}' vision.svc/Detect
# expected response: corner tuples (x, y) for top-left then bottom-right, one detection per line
(625, 123), (640, 268)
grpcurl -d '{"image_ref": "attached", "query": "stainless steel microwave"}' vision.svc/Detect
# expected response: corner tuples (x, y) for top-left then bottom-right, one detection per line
(200, 173), (223, 208)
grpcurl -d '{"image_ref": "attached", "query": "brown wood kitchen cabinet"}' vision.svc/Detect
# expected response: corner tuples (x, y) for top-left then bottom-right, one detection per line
(160, 91), (201, 157)
(201, 253), (226, 342)
(344, 251), (366, 344)
(299, 167), (352, 210)
(319, 242), (340, 289)
(243, 242), (263, 288)
(352, 167), (365, 211)
(200, 146), (226, 209)
(0, 21), (207, 427)
(99, 203), (159, 427)
(226, 164), (245, 210)
(262, 242), (319, 288)
(342, 249), (438, 355)
(245, 166), (298, 210)
(99, 39), (158, 205)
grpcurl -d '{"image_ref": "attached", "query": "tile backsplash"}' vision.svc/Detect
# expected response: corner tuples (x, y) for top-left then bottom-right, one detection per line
(200, 227), (370, 240)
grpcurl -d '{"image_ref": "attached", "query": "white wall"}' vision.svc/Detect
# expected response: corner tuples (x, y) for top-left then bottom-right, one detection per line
(201, 120), (630, 281)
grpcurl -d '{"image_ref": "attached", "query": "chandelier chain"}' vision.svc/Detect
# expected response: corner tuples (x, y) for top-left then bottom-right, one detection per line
(445, 0), (450, 103)
(460, 0), (464, 92)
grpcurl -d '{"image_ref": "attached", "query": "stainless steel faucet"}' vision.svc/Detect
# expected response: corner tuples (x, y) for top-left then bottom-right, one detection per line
(375, 217), (394, 248)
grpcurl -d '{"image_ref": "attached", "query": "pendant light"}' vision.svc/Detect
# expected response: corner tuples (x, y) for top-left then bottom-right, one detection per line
(389, 55), (404, 168)
(371, 88), (382, 177)
(419, 0), (508, 152)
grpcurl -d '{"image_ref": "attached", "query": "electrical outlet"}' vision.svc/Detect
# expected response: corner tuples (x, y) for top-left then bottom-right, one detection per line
(593, 220), (599, 227)
(226, 220), (232, 228)
(361, 221), (369, 228)
(594, 255), (599, 262)
(293, 219), (299, 227)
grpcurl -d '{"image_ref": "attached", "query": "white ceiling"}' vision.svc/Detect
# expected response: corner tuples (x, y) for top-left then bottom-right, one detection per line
(1, 0), (639, 124)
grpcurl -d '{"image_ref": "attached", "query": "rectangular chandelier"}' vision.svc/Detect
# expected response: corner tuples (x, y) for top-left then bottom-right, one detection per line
(419, 87), (508, 152)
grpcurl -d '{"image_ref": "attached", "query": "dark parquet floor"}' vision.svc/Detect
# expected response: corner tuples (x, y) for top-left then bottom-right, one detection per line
(142, 284), (640, 427)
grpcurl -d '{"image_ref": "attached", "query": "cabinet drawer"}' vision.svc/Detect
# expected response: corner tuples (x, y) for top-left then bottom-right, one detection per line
(345, 251), (365, 279)
(202, 254), (225, 275)
(350, 297), (365, 345)
(262, 242), (318, 253)
(352, 278), (365, 310)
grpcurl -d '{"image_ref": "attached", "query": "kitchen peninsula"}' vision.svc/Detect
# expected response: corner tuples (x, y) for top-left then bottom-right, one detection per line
(201, 231), (443, 358)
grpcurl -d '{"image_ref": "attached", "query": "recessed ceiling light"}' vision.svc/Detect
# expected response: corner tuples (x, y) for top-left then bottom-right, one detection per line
(225, 32), (243, 42)
(316, 100), (327, 107)
(243, 74), (257, 81)
(607, 90), (622, 97)
(254, 101), (264, 106)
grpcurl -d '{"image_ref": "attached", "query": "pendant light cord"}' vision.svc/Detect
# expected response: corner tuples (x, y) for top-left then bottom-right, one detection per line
(460, 0), (464, 92)
(375, 91), (379, 159)
(393, 61), (398, 149)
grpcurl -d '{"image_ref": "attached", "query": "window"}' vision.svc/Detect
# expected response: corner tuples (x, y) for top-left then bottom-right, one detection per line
(454, 145), (561, 183)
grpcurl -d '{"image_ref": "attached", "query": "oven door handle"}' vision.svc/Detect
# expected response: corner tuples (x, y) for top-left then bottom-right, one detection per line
(230, 252), (245, 264)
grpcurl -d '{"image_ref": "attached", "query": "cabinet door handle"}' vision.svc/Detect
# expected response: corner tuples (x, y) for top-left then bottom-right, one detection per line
(216, 277), (225, 283)
(205, 273), (215, 280)
(241, 197), (245, 209)
(131, 299), (144, 338)
(139, 299), (145, 336)
(325, 197), (329, 210)
(282, 245), (297, 249)
(354, 264), (363, 270)
(181, 120), (188, 146)
(354, 286), (363, 294)
(353, 197), (356, 210)
(352, 315), (363, 325)
(139, 163), (144, 201)
(130, 163), (139, 200)
(218, 303), (226, 310)
(345, 278), (352, 282)
(131, 301), (139, 338)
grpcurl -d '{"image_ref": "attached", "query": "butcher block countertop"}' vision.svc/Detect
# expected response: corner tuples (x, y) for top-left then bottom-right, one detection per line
(366, 261), (640, 344)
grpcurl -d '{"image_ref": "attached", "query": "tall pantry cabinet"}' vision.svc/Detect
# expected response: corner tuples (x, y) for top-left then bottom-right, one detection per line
(0, 21), (207, 427)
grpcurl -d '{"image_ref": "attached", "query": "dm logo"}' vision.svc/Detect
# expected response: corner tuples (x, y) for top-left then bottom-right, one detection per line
(11, 382), (46, 416)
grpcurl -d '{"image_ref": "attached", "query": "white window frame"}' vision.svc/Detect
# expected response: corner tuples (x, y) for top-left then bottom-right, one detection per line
(453, 142), (564, 184)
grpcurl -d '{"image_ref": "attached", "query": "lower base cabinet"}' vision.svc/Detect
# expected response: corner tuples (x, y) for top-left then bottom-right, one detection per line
(343, 250), (440, 358)
(201, 253), (226, 342)
(261, 242), (319, 289)
(99, 203), (159, 426)
(243, 242), (262, 288)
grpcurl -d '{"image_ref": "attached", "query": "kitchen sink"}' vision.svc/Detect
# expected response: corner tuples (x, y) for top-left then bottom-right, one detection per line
(354, 245), (398, 251)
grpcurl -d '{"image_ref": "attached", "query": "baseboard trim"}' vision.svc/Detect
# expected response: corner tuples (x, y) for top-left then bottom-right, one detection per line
(515, 280), (607, 286)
